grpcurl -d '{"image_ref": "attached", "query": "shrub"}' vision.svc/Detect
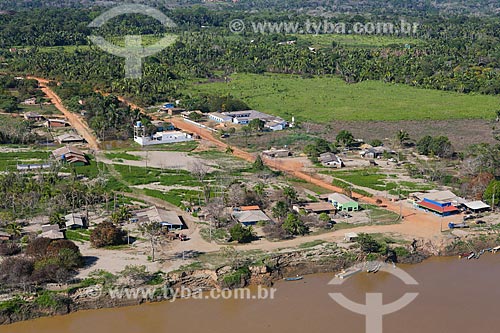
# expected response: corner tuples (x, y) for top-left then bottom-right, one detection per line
(282, 213), (309, 236)
(0, 241), (21, 256)
(0, 257), (34, 286)
(24, 238), (83, 283)
(394, 246), (410, 258)
(222, 267), (250, 288)
(357, 233), (383, 253)
(119, 265), (151, 285)
(90, 221), (126, 248)
(25, 237), (52, 259)
(229, 224), (255, 243)
(263, 223), (290, 240)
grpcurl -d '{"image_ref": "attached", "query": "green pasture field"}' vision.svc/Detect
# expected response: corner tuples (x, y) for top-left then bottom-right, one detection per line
(186, 73), (498, 122)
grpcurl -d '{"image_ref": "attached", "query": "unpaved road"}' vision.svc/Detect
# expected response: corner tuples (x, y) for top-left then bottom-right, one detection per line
(29, 76), (100, 150)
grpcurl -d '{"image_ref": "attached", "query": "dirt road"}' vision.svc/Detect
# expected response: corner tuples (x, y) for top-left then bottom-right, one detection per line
(29, 77), (100, 150)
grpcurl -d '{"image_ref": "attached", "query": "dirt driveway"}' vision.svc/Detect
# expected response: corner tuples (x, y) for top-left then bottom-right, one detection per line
(29, 76), (100, 150)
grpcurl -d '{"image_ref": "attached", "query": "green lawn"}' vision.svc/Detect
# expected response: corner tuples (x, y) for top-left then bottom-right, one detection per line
(143, 188), (202, 207)
(105, 152), (142, 161)
(185, 73), (499, 122)
(66, 229), (90, 243)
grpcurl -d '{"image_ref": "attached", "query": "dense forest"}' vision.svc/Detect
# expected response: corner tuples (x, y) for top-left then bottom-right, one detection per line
(1, 5), (500, 128)
(2, 0), (500, 16)
(4, 9), (500, 102)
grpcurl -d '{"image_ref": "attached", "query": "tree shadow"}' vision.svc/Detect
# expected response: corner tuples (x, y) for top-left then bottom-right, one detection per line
(81, 255), (99, 269)
(169, 250), (203, 260)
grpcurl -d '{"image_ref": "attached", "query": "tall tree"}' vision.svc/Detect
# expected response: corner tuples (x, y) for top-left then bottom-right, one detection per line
(336, 130), (354, 148)
(139, 222), (163, 262)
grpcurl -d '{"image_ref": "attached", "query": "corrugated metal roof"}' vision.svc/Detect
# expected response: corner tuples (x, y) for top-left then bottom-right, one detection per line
(464, 201), (490, 210)
(328, 193), (356, 205)
(232, 210), (270, 223)
(418, 201), (459, 213)
(240, 205), (261, 211)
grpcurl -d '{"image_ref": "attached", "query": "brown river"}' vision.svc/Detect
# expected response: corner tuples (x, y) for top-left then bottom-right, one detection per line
(2, 254), (500, 333)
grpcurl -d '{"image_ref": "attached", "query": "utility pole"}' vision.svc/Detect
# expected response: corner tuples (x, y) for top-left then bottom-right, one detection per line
(492, 183), (497, 212)
(395, 186), (402, 221)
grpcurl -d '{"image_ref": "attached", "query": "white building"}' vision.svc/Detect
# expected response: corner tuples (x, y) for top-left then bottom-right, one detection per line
(134, 121), (193, 146)
(218, 110), (288, 131)
(134, 131), (193, 146)
(208, 112), (233, 123)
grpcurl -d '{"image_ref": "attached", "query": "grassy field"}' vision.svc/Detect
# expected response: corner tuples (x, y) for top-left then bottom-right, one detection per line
(105, 152), (142, 161)
(296, 34), (423, 49)
(19, 104), (60, 115)
(325, 168), (434, 195)
(0, 151), (51, 171)
(31, 34), (177, 53)
(186, 73), (499, 122)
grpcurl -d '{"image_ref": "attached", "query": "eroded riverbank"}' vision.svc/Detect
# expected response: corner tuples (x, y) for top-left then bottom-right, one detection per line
(2, 253), (500, 333)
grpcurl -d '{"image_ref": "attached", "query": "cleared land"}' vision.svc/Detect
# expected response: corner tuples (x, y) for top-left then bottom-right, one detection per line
(186, 73), (499, 122)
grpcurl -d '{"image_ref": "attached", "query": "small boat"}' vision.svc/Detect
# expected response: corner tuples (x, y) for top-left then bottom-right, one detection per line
(284, 276), (303, 281)
(336, 267), (361, 279)
(467, 253), (475, 260)
(367, 263), (382, 273)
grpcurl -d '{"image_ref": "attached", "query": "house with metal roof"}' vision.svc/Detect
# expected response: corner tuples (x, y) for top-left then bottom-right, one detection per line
(319, 152), (345, 168)
(24, 112), (45, 122)
(232, 209), (271, 226)
(65, 213), (87, 229)
(130, 206), (184, 230)
(463, 201), (490, 213)
(56, 133), (85, 144)
(417, 198), (460, 216)
(220, 110), (287, 131)
(344, 232), (359, 242)
(328, 193), (359, 212)
(262, 148), (291, 158)
(39, 229), (65, 240)
(51, 146), (88, 165)
(293, 202), (336, 214)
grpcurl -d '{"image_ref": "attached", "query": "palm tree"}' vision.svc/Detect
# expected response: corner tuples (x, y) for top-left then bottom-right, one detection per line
(5, 222), (22, 238)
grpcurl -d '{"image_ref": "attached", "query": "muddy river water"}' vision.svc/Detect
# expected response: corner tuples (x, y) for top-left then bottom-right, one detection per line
(2, 254), (500, 333)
